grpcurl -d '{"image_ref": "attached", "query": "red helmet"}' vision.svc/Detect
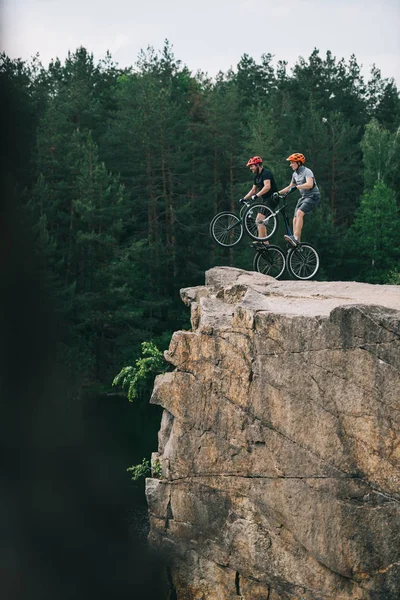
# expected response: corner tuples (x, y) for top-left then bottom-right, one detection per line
(286, 153), (306, 164)
(246, 156), (263, 167)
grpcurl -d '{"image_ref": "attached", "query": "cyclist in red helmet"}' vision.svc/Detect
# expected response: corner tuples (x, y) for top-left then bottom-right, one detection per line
(278, 153), (320, 246)
(240, 156), (278, 243)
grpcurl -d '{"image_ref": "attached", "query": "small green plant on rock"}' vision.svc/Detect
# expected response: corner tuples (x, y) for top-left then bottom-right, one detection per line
(152, 458), (162, 478)
(127, 457), (162, 481)
(127, 458), (151, 481)
(112, 341), (167, 402)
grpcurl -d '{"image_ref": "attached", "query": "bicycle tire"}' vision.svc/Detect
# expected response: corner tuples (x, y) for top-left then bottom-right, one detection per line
(243, 203), (278, 241)
(254, 245), (286, 279)
(210, 211), (243, 247)
(239, 200), (256, 220)
(209, 212), (222, 238)
(239, 203), (247, 220)
(252, 248), (259, 271)
(287, 243), (320, 280)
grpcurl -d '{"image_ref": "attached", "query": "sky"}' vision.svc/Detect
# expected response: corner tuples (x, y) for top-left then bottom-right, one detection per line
(1, 0), (400, 85)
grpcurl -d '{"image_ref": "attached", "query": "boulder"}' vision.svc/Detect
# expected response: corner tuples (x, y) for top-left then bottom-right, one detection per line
(146, 267), (400, 600)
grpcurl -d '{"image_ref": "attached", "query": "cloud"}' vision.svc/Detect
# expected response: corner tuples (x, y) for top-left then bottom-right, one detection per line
(110, 34), (131, 53)
(1, 0), (399, 85)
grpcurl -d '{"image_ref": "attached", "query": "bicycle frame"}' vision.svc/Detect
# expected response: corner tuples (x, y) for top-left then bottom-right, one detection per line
(253, 197), (320, 280)
(259, 202), (293, 238)
(210, 198), (260, 248)
(219, 199), (256, 233)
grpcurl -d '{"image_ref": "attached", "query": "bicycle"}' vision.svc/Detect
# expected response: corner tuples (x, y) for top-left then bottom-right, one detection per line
(209, 198), (258, 248)
(251, 241), (287, 279)
(245, 192), (320, 280)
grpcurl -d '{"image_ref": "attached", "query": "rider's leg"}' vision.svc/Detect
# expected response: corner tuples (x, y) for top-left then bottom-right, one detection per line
(293, 209), (305, 242)
(293, 196), (320, 242)
(256, 213), (269, 245)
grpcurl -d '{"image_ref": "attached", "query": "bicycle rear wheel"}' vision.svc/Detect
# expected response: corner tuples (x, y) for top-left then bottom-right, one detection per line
(243, 203), (277, 241)
(287, 243), (319, 280)
(210, 211), (243, 247)
(254, 245), (286, 279)
(252, 248), (259, 271)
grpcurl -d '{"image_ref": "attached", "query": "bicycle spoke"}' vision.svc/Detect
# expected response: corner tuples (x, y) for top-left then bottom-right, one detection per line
(255, 246), (286, 279)
(210, 212), (243, 247)
(288, 244), (319, 280)
(243, 203), (277, 241)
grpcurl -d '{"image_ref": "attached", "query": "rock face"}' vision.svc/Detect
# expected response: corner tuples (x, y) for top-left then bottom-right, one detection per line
(146, 267), (400, 600)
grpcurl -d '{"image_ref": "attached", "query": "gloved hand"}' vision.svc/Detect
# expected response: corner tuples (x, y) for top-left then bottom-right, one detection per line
(272, 192), (280, 201)
(251, 194), (259, 201)
(239, 197), (246, 204)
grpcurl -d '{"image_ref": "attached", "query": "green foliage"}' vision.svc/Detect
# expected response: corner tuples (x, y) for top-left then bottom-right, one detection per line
(127, 456), (162, 480)
(152, 458), (162, 478)
(112, 342), (167, 402)
(4, 43), (399, 389)
(361, 118), (400, 192)
(386, 270), (400, 285)
(348, 182), (399, 282)
(127, 458), (151, 481)
(367, 65), (400, 131)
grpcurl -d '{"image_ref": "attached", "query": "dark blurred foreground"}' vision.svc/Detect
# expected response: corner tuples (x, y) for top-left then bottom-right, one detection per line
(0, 79), (168, 600)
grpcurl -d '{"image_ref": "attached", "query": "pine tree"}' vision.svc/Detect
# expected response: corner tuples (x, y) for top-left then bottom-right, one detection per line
(7, 43), (398, 388)
(348, 182), (399, 282)
(367, 65), (400, 132)
(360, 119), (400, 193)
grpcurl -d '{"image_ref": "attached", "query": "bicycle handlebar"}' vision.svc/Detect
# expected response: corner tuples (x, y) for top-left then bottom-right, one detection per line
(272, 187), (297, 202)
(240, 187), (295, 205)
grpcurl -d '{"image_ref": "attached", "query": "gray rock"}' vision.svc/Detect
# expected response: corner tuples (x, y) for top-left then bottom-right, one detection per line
(146, 268), (400, 599)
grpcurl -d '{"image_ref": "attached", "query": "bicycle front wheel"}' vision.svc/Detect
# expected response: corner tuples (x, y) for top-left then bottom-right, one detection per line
(254, 245), (286, 279)
(210, 211), (243, 247)
(287, 243), (320, 280)
(239, 199), (255, 220)
(243, 203), (277, 241)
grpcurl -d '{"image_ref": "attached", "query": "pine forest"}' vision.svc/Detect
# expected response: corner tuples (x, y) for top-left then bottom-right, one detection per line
(1, 42), (400, 399)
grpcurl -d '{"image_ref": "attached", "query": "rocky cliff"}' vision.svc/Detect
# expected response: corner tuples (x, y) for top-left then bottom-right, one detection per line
(146, 267), (400, 600)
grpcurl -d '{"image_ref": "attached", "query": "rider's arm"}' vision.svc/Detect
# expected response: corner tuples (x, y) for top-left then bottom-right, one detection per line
(254, 179), (271, 198)
(243, 185), (257, 200)
(278, 183), (296, 194)
(296, 177), (314, 190)
(279, 174), (297, 194)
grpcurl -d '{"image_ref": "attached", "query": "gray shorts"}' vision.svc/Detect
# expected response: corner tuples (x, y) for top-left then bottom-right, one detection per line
(295, 194), (320, 216)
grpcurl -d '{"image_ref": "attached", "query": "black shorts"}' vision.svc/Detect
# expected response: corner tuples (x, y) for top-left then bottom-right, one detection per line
(257, 195), (279, 215)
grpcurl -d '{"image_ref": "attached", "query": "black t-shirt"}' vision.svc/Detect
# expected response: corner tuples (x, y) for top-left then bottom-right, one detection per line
(253, 167), (278, 203)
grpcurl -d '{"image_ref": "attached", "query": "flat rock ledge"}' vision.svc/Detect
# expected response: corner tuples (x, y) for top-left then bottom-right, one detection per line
(146, 267), (400, 600)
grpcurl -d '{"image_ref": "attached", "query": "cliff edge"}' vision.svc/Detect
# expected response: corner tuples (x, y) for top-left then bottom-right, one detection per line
(146, 267), (400, 600)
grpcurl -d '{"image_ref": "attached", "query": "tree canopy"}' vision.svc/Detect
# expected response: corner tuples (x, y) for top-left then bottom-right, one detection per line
(1, 43), (399, 390)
